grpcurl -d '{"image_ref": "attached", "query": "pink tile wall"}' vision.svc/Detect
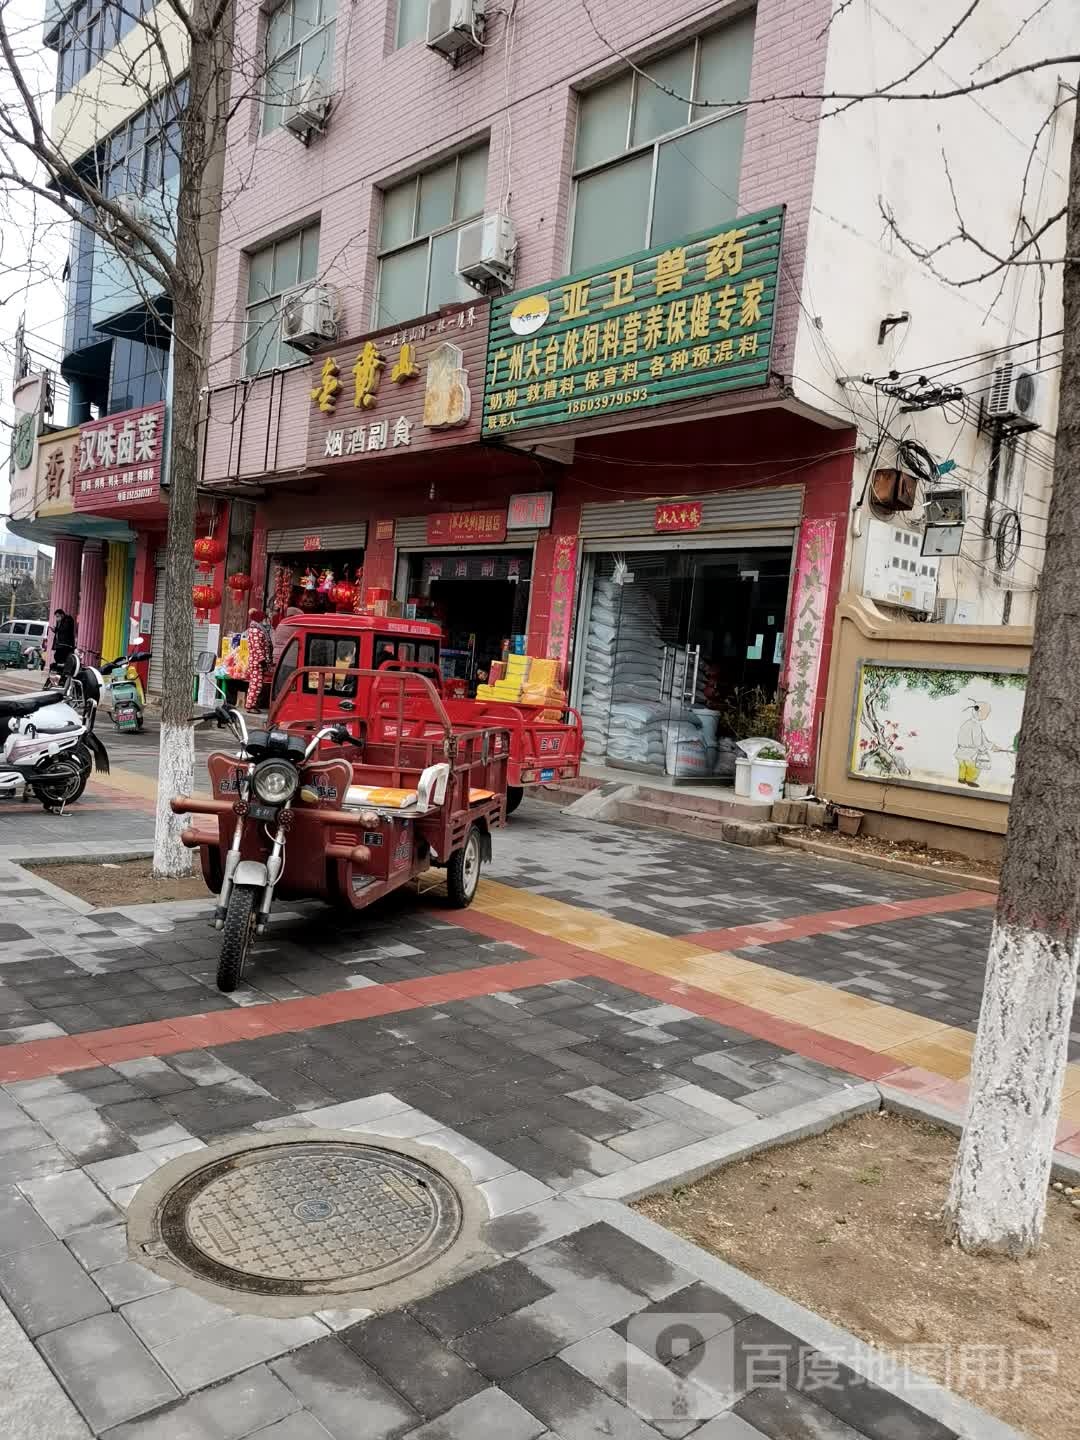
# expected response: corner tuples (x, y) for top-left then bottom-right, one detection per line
(206, 0), (830, 469)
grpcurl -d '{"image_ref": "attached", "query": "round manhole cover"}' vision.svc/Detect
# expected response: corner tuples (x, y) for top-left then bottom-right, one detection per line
(155, 1140), (462, 1297)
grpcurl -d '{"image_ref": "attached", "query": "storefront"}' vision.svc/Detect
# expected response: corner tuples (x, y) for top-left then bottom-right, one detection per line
(263, 522), (368, 617)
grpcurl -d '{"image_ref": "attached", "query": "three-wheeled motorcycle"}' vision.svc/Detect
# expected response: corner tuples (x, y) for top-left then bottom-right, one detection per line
(171, 666), (509, 991)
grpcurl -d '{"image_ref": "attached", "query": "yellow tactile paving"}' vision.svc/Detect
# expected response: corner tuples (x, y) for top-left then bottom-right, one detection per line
(95, 765), (159, 801)
(472, 879), (1080, 1105)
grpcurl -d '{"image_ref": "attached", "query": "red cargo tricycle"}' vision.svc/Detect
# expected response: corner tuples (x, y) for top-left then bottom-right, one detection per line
(170, 669), (509, 991)
(267, 612), (583, 813)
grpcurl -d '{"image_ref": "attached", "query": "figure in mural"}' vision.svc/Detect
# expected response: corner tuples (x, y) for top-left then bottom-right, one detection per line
(955, 699), (1006, 787)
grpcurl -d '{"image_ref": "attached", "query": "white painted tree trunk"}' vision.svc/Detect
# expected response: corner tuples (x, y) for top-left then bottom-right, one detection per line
(943, 921), (1079, 1255)
(152, 721), (195, 877)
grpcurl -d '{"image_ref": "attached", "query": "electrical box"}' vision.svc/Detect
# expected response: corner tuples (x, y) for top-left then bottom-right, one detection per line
(863, 519), (940, 614)
(456, 213), (516, 289)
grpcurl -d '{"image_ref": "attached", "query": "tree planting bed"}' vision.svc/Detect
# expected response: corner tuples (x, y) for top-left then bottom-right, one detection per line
(26, 858), (210, 906)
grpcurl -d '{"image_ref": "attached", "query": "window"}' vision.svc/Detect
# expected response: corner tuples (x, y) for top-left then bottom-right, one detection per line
(375, 635), (438, 667)
(244, 223), (320, 375)
(395, 0), (427, 48)
(101, 84), (185, 200)
(271, 637), (299, 702)
(376, 146), (488, 328)
(262, 0), (337, 136)
(303, 634), (358, 695)
(570, 12), (755, 272)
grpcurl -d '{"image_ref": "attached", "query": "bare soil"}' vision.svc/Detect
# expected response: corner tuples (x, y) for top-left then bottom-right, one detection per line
(635, 1112), (1078, 1440)
(27, 858), (211, 906)
(806, 827), (1000, 881)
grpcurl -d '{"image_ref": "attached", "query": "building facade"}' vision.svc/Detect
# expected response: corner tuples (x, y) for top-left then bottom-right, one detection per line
(196, 0), (1070, 815)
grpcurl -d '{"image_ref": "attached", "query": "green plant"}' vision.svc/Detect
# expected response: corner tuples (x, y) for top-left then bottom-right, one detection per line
(757, 745), (787, 761)
(711, 685), (784, 740)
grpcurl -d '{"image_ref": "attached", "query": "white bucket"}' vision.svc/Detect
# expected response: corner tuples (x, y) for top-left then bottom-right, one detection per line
(750, 758), (787, 803)
(734, 757), (751, 796)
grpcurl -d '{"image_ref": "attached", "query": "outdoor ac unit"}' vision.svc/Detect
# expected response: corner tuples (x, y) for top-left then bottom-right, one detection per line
(456, 212), (516, 290)
(283, 74), (330, 141)
(280, 284), (338, 352)
(985, 361), (1042, 429)
(427, 0), (485, 63)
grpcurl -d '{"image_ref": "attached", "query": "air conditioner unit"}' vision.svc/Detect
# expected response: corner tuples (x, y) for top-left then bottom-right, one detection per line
(107, 193), (153, 242)
(280, 284), (338, 352)
(283, 74), (330, 141)
(456, 212), (516, 290)
(427, 0), (485, 63)
(985, 361), (1042, 430)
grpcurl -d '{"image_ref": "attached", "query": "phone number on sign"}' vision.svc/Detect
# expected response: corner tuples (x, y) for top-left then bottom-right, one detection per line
(566, 387), (649, 415)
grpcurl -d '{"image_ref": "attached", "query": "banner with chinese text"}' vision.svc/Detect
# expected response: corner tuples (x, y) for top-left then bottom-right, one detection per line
(483, 206), (783, 437)
(73, 402), (165, 512)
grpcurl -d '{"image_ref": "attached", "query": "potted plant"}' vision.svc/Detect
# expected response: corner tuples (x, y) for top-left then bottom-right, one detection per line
(749, 744), (788, 803)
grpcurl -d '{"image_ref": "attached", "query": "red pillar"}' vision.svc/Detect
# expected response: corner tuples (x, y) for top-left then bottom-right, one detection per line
(51, 535), (84, 619)
(77, 541), (106, 665)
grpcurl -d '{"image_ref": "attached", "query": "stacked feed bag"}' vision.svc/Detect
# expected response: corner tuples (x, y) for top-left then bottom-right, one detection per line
(610, 589), (664, 706)
(581, 580), (619, 758)
(606, 702), (669, 768)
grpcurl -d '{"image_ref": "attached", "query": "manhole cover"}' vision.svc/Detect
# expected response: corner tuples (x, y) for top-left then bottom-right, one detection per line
(155, 1140), (462, 1297)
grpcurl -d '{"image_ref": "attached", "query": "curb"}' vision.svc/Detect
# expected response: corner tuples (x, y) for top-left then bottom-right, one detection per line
(780, 833), (999, 893)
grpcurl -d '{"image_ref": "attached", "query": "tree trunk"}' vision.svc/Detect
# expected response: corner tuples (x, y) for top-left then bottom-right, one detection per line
(944, 105), (1080, 1255)
(152, 4), (231, 876)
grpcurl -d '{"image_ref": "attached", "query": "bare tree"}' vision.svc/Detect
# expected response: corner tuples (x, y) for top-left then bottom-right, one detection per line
(0, 0), (244, 875)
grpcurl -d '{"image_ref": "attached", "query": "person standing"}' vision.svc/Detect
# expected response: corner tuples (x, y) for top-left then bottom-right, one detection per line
(244, 609), (274, 712)
(51, 607), (76, 669)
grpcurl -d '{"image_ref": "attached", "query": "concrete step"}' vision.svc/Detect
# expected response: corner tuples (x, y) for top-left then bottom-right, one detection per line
(632, 783), (771, 823)
(531, 780), (597, 807)
(609, 795), (781, 847)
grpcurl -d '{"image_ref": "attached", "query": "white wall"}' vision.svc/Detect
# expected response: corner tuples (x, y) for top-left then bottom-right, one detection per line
(49, 2), (189, 161)
(792, 0), (1076, 625)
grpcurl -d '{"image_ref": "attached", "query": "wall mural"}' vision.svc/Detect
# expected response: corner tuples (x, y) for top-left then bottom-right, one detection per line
(849, 662), (1027, 799)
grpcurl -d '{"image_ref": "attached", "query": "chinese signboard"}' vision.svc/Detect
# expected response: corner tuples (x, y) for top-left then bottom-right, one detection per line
(655, 501), (702, 533)
(34, 427), (80, 519)
(508, 491), (553, 530)
(483, 206), (783, 438)
(73, 401), (165, 512)
(308, 302), (489, 467)
(426, 511), (508, 546)
(7, 374), (47, 522)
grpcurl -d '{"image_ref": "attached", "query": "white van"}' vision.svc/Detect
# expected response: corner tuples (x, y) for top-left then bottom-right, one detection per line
(0, 620), (48, 645)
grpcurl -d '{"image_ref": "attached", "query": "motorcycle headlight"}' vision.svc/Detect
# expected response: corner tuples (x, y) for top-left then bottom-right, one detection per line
(252, 759), (299, 805)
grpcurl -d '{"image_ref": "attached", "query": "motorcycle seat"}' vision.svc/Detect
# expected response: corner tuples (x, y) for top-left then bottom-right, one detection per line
(0, 691), (68, 718)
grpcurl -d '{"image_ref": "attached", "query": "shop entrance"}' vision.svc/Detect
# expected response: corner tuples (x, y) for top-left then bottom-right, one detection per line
(402, 550), (532, 688)
(576, 545), (793, 779)
(264, 523), (369, 620)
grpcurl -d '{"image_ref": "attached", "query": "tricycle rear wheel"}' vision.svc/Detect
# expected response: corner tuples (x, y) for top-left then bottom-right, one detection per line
(505, 785), (524, 815)
(446, 827), (481, 907)
(218, 884), (258, 991)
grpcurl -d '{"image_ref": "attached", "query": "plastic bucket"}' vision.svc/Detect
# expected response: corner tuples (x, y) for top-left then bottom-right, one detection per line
(749, 758), (787, 803)
(734, 757), (751, 796)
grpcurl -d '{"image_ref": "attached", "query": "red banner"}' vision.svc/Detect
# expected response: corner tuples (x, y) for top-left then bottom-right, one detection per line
(654, 501), (703, 533)
(426, 510), (507, 546)
(73, 402), (165, 513)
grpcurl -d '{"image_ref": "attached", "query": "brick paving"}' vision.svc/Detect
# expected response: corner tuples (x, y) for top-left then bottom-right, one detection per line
(0, 740), (1032, 1438)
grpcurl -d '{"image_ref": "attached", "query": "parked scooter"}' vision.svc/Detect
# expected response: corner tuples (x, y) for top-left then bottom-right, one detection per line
(0, 657), (110, 811)
(100, 637), (151, 732)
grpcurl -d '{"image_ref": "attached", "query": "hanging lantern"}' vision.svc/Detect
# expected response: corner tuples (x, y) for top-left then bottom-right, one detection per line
(329, 579), (355, 612)
(194, 536), (225, 566)
(192, 583), (222, 618)
(226, 572), (252, 596)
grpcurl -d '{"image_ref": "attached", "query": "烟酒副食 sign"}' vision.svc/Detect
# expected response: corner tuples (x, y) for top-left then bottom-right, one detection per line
(308, 302), (488, 466)
(483, 205), (783, 437)
(73, 402), (165, 511)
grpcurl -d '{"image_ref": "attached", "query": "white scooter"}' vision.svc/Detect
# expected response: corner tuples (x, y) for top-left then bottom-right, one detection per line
(0, 657), (110, 812)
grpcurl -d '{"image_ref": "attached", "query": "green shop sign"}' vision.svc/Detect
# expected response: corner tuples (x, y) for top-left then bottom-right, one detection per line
(483, 204), (783, 438)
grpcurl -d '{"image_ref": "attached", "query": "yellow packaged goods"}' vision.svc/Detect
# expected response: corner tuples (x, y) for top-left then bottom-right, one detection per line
(487, 661), (505, 684)
(346, 786), (418, 809)
(528, 658), (559, 686)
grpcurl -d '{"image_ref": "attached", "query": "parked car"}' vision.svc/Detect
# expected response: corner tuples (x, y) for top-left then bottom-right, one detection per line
(0, 620), (47, 667)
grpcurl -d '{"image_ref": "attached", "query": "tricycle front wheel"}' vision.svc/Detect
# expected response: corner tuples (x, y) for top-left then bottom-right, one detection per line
(446, 827), (481, 907)
(505, 785), (524, 815)
(218, 884), (258, 991)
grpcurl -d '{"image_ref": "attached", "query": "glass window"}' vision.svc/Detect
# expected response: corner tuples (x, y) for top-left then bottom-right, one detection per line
(376, 145), (488, 328)
(272, 637), (299, 702)
(262, 0), (336, 135)
(303, 634), (358, 694)
(570, 15), (755, 269)
(376, 636), (438, 667)
(396, 0), (427, 48)
(244, 222), (320, 374)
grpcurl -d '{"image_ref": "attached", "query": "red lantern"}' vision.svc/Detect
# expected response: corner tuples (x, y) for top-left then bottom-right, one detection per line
(329, 579), (355, 612)
(192, 583), (222, 617)
(227, 572), (252, 595)
(194, 536), (225, 566)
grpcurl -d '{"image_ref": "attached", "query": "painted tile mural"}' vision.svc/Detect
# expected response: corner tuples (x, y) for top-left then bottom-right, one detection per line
(849, 662), (1027, 799)
(782, 519), (836, 766)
